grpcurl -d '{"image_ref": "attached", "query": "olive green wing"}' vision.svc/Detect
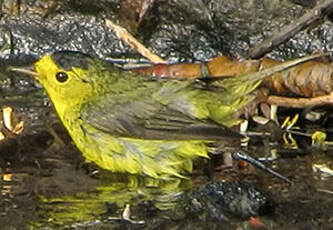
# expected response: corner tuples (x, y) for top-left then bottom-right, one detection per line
(80, 95), (241, 141)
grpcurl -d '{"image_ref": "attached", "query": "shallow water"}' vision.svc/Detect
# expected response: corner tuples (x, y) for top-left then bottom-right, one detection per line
(0, 125), (332, 230)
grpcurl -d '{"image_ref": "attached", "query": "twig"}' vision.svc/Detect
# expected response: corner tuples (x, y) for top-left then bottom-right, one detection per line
(317, 188), (333, 195)
(267, 93), (333, 108)
(249, 0), (333, 59)
(105, 19), (166, 64)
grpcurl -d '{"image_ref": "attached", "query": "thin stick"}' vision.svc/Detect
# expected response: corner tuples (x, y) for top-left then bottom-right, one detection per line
(232, 150), (292, 184)
(267, 93), (333, 108)
(105, 19), (166, 64)
(249, 0), (333, 59)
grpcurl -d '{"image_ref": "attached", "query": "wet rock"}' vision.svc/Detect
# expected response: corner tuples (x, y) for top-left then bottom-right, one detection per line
(177, 181), (270, 221)
(0, 0), (330, 63)
(0, 0), (136, 60)
(88, 180), (271, 229)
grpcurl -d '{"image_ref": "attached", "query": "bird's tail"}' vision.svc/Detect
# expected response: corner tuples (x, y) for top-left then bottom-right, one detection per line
(219, 52), (332, 100)
(237, 52), (332, 84)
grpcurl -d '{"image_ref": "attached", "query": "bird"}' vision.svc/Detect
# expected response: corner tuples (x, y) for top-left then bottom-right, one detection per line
(11, 51), (321, 179)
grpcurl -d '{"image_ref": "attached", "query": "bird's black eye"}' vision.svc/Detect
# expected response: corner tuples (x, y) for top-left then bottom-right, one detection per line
(56, 72), (69, 83)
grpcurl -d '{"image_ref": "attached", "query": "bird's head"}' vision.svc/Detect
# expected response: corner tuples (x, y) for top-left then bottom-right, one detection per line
(10, 51), (104, 114)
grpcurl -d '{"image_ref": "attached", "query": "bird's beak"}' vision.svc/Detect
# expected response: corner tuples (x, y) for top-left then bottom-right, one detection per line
(9, 66), (40, 78)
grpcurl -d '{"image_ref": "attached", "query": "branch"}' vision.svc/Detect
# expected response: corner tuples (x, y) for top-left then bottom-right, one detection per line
(267, 93), (333, 108)
(105, 19), (166, 64)
(249, 0), (333, 59)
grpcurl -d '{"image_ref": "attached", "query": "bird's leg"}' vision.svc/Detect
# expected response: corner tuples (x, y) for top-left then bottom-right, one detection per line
(232, 150), (292, 184)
